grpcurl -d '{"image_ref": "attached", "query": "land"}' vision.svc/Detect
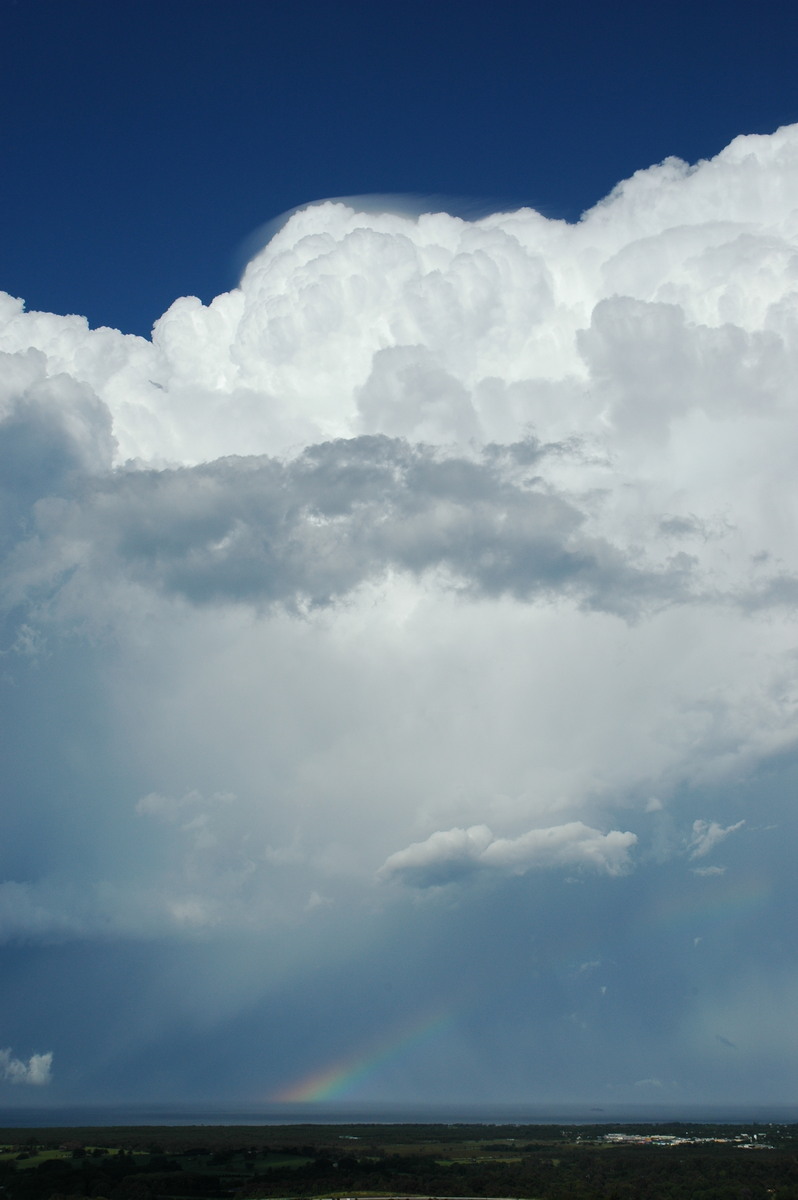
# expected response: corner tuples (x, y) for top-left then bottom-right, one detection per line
(1, 1122), (797, 1200)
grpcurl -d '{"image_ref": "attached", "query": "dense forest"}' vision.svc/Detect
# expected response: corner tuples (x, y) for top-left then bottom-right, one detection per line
(2, 1123), (798, 1200)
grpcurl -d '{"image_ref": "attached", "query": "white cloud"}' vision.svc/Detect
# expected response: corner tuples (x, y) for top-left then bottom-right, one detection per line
(378, 821), (636, 888)
(688, 819), (745, 859)
(0, 125), (795, 474)
(0, 1048), (53, 1085)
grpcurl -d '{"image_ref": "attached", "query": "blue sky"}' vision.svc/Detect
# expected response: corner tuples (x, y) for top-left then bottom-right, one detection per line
(3, 0), (798, 336)
(2, 0), (798, 1113)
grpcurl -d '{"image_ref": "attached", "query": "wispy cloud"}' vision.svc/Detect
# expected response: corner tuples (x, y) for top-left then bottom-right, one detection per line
(688, 820), (745, 859)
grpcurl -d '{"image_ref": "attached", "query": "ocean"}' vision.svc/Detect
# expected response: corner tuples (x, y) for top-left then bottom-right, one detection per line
(1, 1102), (797, 1127)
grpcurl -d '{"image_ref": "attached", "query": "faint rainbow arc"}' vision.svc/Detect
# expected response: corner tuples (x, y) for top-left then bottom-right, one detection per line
(274, 1009), (451, 1102)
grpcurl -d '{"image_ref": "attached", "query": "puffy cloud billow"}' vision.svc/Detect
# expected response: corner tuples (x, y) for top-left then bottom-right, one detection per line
(0, 1048), (53, 1086)
(2, 126), (798, 1106)
(378, 822), (637, 887)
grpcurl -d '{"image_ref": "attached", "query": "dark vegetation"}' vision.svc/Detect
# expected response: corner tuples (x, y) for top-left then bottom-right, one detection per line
(1, 1123), (798, 1200)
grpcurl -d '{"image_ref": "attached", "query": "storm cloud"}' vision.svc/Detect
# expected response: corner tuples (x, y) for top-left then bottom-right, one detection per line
(2, 125), (798, 1107)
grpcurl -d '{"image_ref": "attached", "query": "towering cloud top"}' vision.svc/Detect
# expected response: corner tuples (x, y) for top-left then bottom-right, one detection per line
(2, 127), (797, 628)
(3, 124), (798, 468)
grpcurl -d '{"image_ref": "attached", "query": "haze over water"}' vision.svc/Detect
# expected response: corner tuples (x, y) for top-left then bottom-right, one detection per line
(3, 1103), (798, 1129)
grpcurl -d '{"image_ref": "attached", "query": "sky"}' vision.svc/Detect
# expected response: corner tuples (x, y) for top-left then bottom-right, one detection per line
(2, 0), (798, 1113)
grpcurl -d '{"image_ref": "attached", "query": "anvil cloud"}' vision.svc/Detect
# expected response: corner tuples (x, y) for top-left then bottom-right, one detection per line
(2, 126), (798, 1107)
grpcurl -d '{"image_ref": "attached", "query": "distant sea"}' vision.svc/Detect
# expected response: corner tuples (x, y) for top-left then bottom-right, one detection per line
(1, 1103), (798, 1127)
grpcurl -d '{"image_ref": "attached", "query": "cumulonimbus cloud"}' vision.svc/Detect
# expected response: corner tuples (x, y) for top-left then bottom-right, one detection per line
(1, 124), (797, 947)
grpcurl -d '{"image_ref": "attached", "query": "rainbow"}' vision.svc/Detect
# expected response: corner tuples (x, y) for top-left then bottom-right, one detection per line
(274, 1009), (451, 1102)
